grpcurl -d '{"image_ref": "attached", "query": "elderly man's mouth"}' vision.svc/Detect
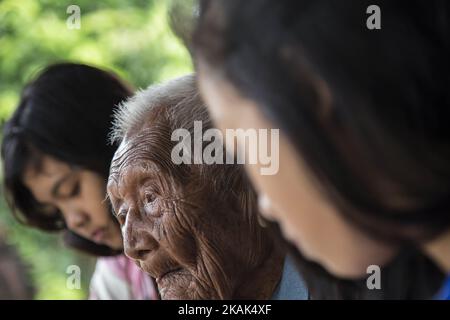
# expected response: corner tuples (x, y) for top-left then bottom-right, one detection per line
(155, 267), (184, 285)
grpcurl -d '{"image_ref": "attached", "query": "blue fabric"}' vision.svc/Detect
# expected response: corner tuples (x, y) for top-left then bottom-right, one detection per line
(435, 276), (450, 300)
(271, 254), (309, 300)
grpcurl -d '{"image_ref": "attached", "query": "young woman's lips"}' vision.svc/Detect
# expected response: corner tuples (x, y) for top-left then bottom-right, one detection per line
(91, 227), (106, 243)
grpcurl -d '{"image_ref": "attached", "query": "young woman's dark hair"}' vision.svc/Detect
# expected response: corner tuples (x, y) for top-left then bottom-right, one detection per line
(1, 63), (132, 256)
(194, 0), (450, 248)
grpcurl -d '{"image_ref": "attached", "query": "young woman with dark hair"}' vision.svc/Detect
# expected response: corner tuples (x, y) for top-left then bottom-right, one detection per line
(1, 63), (158, 299)
(193, 0), (450, 299)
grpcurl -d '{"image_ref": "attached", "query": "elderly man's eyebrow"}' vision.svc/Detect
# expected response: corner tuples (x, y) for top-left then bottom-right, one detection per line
(124, 166), (158, 189)
(109, 163), (158, 196)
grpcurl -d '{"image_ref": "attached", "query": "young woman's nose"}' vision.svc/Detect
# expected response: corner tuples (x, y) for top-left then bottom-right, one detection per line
(122, 213), (158, 261)
(63, 207), (89, 231)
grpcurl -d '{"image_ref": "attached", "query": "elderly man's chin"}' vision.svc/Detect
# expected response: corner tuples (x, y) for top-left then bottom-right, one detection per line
(138, 261), (210, 299)
(156, 269), (199, 299)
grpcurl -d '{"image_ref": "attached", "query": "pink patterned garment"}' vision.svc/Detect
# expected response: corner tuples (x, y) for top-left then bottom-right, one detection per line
(89, 254), (159, 300)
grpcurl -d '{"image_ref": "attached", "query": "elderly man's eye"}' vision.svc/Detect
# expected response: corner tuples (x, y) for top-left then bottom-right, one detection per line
(116, 208), (127, 225)
(143, 193), (162, 217)
(144, 192), (156, 204)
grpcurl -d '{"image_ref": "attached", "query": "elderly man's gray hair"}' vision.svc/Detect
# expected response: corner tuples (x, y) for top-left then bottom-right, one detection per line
(110, 73), (207, 144)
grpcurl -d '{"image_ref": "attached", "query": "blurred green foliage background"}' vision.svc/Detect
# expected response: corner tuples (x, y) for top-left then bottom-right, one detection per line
(0, 0), (193, 299)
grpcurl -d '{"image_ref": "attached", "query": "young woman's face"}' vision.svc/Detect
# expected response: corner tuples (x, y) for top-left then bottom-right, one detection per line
(198, 68), (397, 279)
(23, 154), (123, 250)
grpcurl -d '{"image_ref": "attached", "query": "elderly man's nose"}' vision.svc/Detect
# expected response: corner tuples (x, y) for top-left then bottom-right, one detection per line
(124, 234), (158, 261)
(123, 218), (158, 261)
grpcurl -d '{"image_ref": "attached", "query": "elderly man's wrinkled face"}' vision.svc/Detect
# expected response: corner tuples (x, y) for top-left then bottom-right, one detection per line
(107, 133), (266, 299)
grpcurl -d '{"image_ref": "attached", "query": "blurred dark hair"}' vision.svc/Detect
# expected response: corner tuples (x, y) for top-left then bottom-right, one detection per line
(0, 236), (35, 300)
(194, 0), (450, 245)
(1, 63), (133, 256)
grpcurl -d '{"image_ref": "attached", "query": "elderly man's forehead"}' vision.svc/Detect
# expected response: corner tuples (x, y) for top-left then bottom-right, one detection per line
(113, 133), (150, 163)
(107, 163), (161, 200)
(110, 138), (159, 179)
